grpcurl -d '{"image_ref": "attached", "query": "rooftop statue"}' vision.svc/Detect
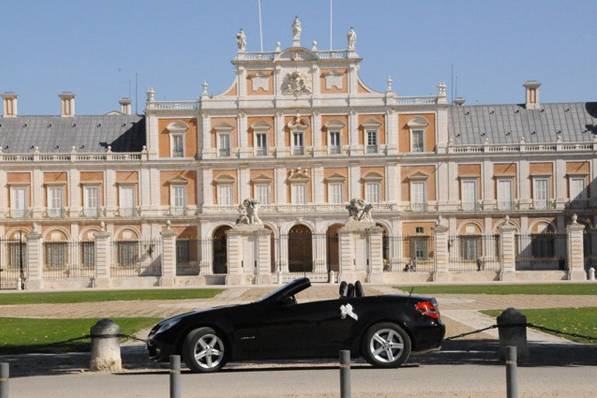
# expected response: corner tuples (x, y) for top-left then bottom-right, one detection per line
(236, 199), (262, 225)
(347, 26), (357, 51)
(292, 16), (302, 44)
(346, 198), (373, 223)
(236, 28), (247, 52)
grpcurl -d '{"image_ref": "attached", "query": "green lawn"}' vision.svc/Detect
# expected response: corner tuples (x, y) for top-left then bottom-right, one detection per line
(0, 317), (161, 354)
(398, 283), (597, 295)
(482, 307), (597, 344)
(0, 288), (224, 305)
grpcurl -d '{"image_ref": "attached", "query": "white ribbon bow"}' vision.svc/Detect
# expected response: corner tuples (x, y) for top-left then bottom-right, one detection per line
(340, 303), (358, 321)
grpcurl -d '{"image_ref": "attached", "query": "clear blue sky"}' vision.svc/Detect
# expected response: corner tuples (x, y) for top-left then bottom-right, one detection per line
(2, 0), (595, 115)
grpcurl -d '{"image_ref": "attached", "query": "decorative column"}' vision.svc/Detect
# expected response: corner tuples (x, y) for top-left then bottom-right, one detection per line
(385, 110), (398, 155)
(93, 224), (112, 288)
(238, 113), (249, 159)
(555, 159), (567, 209)
(432, 218), (449, 281)
(567, 214), (586, 280)
(367, 225), (384, 283)
(24, 229), (43, 290)
(160, 221), (177, 287)
(199, 224), (212, 276)
(275, 112), (289, 157)
(69, 169), (80, 217)
(275, 167), (287, 204)
(499, 217), (517, 281)
(312, 112), (322, 156)
(201, 115), (213, 159)
(32, 169), (44, 217)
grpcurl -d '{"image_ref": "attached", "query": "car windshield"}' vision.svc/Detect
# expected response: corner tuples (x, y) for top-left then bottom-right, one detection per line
(258, 278), (310, 303)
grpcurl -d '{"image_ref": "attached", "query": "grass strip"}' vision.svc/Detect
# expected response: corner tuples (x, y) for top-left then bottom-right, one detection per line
(0, 288), (224, 305)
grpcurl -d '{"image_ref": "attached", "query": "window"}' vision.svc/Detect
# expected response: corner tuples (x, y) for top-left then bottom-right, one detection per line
(83, 185), (99, 217)
(171, 185), (186, 215)
(533, 178), (549, 209)
(218, 133), (230, 157)
(81, 242), (95, 268)
(410, 181), (426, 211)
(292, 131), (304, 155)
(10, 187), (27, 218)
(411, 129), (424, 152)
(569, 177), (586, 202)
(47, 186), (64, 217)
(411, 237), (429, 260)
(366, 130), (378, 153)
(119, 185), (136, 217)
(329, 131), (341, 154)
(415, 227), (424, 234)
(217, 184), (233, 205)
(461, 179), (477, 210)
(8, 240), (26, 269)
(461, 236), (481, 261)
(171, 134), (184, 158)
(45, 242), (67, 269)
(531, 234), (555, 258)
(497, 179), (513, 210)
(291, 184), (306, 204)
(365, 182), (380, 203)
(117, 241), (139, 267)
(255, 183), (269, 204)
(255, 133), (267, 156)
(328, 182), (343, 204)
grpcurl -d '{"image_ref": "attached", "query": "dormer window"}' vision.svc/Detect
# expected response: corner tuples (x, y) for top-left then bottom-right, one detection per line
(407, 117), (429, 153)
(166, 121), (188, 158)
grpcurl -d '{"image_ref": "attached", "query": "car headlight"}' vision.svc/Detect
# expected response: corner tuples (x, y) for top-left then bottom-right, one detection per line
(155, 318), (181, 334)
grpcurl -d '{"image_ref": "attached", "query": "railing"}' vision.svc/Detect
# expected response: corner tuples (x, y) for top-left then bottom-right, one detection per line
(111, 239), (162, 277)
(255, 147), (268, 157)
(449, 141), (595, 154)
(448, 235), (501, 272)
(43, 241), (96, 279)
(146, 100), (199, 111)
(531, 200), (556, 210)
(459, 202), (482, 212)
(395, 96), (437, 105)
(0, 239), (27, 289)
(329, 146), (341, 155)
(497, 201), (518, 211)
(46, 208), (66, 218)
(235, 51), (276, 61)
(317, 50), (350, 59)
(202, 203), (396, 214)
(0, 151), (146, 162)
(176, 239), (199, 276)
(366, 145), (378, 154)
(218, 148), (231, 157)
(9, 209), (31, 219)
(170, 206), (186, 216)
(83, 208), (100, 218)
(118, 208), (139, 217)
(566, 199), (593, 209)
(292, 146), (305, 156)
(515, 234), (568, 271)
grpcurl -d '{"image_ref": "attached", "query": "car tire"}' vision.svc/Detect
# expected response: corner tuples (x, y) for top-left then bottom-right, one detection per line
(182, 327), (227, 373)
(362, 322), (411, 368)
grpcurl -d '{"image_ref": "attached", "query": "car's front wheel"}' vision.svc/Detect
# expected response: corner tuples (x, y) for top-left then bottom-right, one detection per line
(362, 322), (411, 368)
(182, 327), (226, 373)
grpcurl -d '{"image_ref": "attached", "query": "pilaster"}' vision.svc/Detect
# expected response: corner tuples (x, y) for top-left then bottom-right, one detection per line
(349, 163), (361, 200)
(567, 215), (586, 280)
(275, 167), (287, 204)
(385, 110), (398, 155)
(432, 222), (449, 281)
(68, 169), (80, 216)
(238, 113), (249, 158)
(367, 226), (384, 283)
(160, 227), (177, 286)
(93, 230), (112, 288)
(24, 231), (43, 290)
(32, 169), (43, 217)
(499, 219), (517, 281)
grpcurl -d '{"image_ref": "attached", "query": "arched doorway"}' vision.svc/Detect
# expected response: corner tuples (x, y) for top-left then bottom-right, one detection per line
(288, 224), (312, 272)
(376, 223), (390, 270)
(212, 225), (231, 274)
(326, 224), (343, 272)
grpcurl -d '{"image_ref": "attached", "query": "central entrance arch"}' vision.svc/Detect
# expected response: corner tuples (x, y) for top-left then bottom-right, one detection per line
(212, 225), (231, 274)
(288, 224), (313, 272)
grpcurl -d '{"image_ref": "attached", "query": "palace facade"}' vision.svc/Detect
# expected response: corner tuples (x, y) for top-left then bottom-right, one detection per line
(1, 21), (596, 289)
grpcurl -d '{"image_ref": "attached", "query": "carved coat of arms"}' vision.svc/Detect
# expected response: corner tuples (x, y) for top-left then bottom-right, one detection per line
(281, 71), (311, 96)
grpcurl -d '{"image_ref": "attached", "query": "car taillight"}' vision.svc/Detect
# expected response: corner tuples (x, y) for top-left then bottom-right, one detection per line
(415, 300), (440, 320)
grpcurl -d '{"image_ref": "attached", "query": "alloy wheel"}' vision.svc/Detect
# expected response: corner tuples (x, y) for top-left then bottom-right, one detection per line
(194, 333), (225, 369)
(369, 328), (405, 363)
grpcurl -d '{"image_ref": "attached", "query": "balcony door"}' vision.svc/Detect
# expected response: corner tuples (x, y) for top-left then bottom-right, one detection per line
(497, 179), (512, 209)
(461, 179), (476, 210)
(410, 181), (425, 210)
(533, 178), (548, 209)
(11, 187), (26, 217)
(120, 185), (135, 216)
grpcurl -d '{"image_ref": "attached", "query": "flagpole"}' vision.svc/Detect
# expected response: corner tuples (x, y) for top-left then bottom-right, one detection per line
(329, 0), (333, 50)
(258, 0), (264, 52)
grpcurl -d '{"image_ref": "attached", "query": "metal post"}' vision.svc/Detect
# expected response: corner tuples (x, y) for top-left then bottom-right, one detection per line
(170, 355), (181, 398)
(0, 362), (8, 398)
(339, 350), (351, 398)
(506, 346), (518, 398)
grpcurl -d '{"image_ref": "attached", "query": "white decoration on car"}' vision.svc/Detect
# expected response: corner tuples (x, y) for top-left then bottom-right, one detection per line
(340, 303), (358, 321)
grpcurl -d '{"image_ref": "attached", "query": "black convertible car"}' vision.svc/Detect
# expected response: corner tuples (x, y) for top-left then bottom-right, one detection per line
(147, 278), (445, 372)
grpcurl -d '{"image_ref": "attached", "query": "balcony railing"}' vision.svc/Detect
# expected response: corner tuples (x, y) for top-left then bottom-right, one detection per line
(170, 206), (186, 216)
(218, 148), (231, 157)
(366, 145), (378, 154)
(255, 147), (268, 157)
(460, 202), (482, 212)
(409, 203), (428, 212)
(83, 208), (100, 218)
(292, 146), (305, 156)
(567, 199), (593, 209)
(329, 146), (341, 155)
(497, 201), (518, 211)
(46, 208), (66, 218)
(118, 208), (138, 217)
(531, 199), (556, 210)
(9, 208), (30, 218)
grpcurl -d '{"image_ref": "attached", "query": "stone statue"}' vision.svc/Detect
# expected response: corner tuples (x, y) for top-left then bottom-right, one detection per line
(236, 199), (262, 225)
(346, 198), (373, 223)
(236, 28), (247, 52)
(292, 16), (302, 42)
(347, 26), (357, 50)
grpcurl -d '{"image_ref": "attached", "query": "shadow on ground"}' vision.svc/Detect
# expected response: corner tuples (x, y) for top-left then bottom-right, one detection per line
(2, 340), (597, 378)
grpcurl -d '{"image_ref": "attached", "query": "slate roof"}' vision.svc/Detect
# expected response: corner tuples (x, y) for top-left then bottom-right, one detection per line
(0, 115), (145, 153)
(448, 102), (597, 145)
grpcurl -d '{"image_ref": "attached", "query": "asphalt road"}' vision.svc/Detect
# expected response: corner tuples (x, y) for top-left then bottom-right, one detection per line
(9, 362), (597, 398)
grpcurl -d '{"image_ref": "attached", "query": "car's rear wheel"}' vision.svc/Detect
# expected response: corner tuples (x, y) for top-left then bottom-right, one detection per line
(182, 327), (226, 373)
(362, 322), (411, 368)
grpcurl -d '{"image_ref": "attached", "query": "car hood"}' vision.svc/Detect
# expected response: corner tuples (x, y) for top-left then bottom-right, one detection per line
(157, 303), (241, 325)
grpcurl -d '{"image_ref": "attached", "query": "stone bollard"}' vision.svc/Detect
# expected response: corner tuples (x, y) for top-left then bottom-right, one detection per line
(589, 267), (595, 281)
(497, 308), (528, 363)
(89, 319), (122, 372)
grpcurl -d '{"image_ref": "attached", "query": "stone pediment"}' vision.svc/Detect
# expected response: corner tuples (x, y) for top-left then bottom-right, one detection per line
(325, 173), (346, 183)
(167, 175), (189, 185)
(406, 171), (429, 180)
(278, 47), (318, 62)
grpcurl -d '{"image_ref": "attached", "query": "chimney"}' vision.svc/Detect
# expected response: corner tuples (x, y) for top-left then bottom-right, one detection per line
(523, 80), (541, 110)
(118, 98), (132, 115)
(58, 92), (75, 117)
(453, 96), (465, 106)
(1, 92), (18, 118)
